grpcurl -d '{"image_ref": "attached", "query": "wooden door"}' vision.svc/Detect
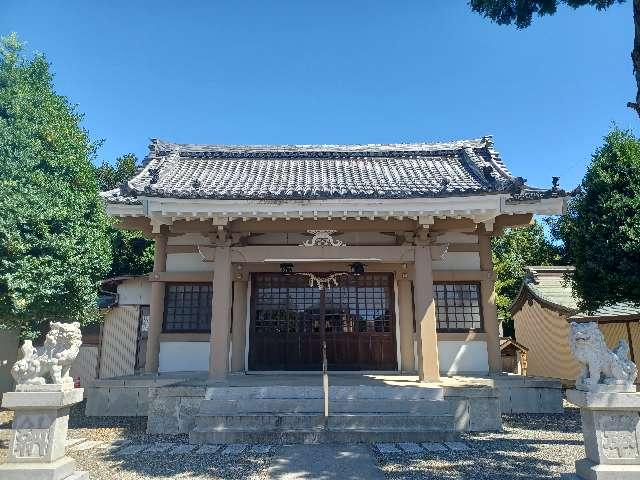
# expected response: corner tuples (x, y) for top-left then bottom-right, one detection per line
(248, 272), (397, 370)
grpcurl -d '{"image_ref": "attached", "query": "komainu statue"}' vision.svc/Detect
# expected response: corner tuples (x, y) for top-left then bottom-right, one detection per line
(569, 321), (637, 392)
(11, 321), (82, 387)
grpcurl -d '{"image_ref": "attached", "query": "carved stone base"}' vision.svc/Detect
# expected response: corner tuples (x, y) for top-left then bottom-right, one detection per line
(575, 458), (640, 480)
(0, 456), (86, 480)
(0, 387), (87, 480)
(567, 389), (640, 480)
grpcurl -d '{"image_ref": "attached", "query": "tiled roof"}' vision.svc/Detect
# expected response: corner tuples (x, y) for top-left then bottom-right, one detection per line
(569, 302), (640, 321)
(101, 136), (562, 204)
(511, 266), (640, 320)
(521, 266), (579, 312)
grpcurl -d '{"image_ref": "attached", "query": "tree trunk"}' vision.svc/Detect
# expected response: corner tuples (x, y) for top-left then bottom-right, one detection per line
(627, 0), (640, 117)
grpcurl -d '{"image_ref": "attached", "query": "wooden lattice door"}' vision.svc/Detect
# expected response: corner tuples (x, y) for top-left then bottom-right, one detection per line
(248, 272), (397, 370)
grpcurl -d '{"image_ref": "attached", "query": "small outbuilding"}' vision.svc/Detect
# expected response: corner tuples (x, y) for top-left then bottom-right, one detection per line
(511, 266), (640, 384)
(499, 337), (528, 375)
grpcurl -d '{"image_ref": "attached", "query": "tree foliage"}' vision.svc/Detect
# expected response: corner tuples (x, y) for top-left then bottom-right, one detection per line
(94, 154), (154, 277)
(468, 1), (640, 116)
(0, 33), (111, 338)
(492, 220), (562, 335)
(469, 1), (623, 28)
(555, 128), (640, 312)
(95, 153), (137, 192)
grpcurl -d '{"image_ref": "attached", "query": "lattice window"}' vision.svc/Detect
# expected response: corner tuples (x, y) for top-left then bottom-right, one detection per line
(326, 274), (392, 333)
(164, 283), (212, 332)
(252, 272), (393, 334)
(324, 285), (356, 333)
(434, 283), (483, 331)
(254, 274), (321, 334)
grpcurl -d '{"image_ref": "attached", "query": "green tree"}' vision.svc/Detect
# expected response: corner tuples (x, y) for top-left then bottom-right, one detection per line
(95, 154), (154, 277)
(468, 1), (640, 116)
(95, 153), (137, 191)
(556, 128), (640, 312)
(0, 33), (111, 338)
(492, 220), (562, 335)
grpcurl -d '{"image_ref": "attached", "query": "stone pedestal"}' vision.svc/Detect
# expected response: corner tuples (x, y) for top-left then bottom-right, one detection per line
(567, 389), (640, 480)
(0, 385), (87, 480)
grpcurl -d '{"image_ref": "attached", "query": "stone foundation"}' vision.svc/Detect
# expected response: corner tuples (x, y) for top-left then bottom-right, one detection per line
(494, 374), (563, 414)
(442, 385), (502, 431)
(84, 372), (203, 417)
(84, 372), (560, 440)
(147, 383), (207, 434)
(145, 378), (503, 435)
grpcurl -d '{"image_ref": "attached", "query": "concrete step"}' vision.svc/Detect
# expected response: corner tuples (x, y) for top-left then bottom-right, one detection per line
(204, 385), (444, 401)
(198, 398), (451, 415)
(327, 414), (454, 430)
(195, 413), (455, 431)
(196, 413), (325, 430)
(189, 428), (459, 444)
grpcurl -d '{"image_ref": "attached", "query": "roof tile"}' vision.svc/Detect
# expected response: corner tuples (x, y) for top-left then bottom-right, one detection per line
(100, 137), (564, 204)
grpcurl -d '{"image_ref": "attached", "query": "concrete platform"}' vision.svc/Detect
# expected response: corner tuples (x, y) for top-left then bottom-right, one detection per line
(85, 372), (562, 441)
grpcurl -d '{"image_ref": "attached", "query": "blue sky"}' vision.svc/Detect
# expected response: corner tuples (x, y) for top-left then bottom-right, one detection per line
(1, 0), (635, 190)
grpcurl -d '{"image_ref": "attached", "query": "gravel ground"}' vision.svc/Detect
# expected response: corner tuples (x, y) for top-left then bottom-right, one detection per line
(1, 401), (585, 479)
(375, 402), (584, 480)
(0, 401), (273, 479)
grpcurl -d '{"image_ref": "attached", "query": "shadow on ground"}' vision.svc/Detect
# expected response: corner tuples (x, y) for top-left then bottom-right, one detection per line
(375, 407), (584, 480)
(501, 405), (582, 434)
(67, 400), (146, 433)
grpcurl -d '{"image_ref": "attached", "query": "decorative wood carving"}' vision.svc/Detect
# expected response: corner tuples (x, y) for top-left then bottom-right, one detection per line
(301, 230), (344, 247)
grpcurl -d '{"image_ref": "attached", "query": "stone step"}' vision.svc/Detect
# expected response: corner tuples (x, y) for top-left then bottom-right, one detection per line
(195, 413), (455, 431)
(189, 428), (459, 444)
(204, 385), (444, 401)
(198, 398), (451, 415)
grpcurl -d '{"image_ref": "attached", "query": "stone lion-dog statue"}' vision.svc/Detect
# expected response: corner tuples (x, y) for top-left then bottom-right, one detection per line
(569, 321), (637, 392)
(11, 321), (82, 387)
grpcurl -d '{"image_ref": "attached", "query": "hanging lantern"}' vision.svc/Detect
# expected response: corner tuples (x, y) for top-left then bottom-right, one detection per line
(350, 262), (366, 276)
(280, 263), (294, 274)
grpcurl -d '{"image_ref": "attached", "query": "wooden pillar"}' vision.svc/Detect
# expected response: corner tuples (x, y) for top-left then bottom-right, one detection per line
(397, 278), (416, 373)
(414, 245), (440, 382)
(230, 278), (248, 372)
(145, 233), (167, 373)
(479, 232), (501, 374)
(209, 247), (232, 380)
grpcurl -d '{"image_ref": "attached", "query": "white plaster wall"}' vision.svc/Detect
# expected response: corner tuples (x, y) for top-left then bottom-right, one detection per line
(166, 253), (213, 272)
(167, 233), (210, 246)
(159, 342), (210, 372)
(437, 340), (488, 374)
(435, 232), (478, 244)
(117, 278), (151, 305)
(432, 252), (480, 271)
